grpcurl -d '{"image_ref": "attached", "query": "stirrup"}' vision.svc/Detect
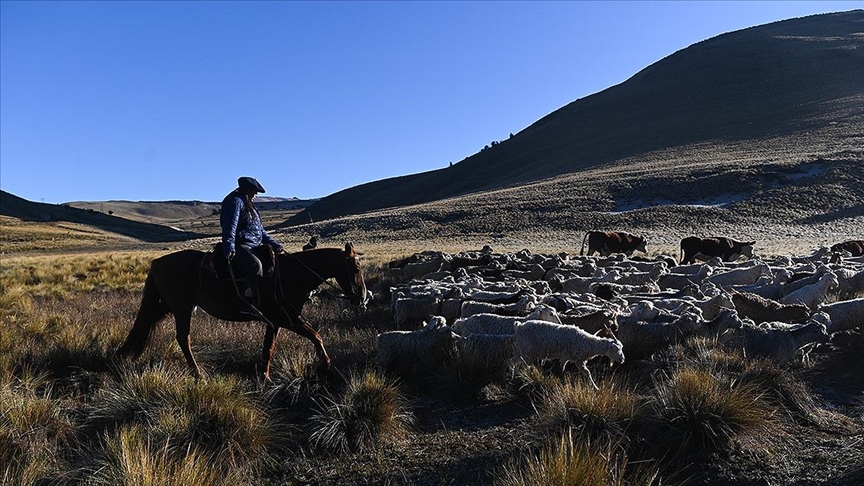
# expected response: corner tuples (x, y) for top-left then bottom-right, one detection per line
(239, 294), (263, 317)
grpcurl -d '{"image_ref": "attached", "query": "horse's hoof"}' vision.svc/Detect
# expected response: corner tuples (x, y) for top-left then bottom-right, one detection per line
(259, 373), (274, 386)
(316, 361), (331, 377)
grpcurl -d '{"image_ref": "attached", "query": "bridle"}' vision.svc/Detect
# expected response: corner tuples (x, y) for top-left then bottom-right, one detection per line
(273, 251), (366, 315)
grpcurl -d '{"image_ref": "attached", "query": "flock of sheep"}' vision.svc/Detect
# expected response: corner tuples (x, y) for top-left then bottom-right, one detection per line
(374, 243), (864, 387)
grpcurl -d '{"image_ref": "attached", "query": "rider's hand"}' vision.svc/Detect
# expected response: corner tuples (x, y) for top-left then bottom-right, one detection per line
(226, 251), (235, 264)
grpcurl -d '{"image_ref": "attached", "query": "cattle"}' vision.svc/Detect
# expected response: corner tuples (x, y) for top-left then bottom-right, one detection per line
(830, 240), (864, 257)
(680, 236), (755, 265)
(580, 231), (647, 257)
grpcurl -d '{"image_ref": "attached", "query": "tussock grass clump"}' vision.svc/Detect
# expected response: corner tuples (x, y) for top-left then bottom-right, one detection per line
(87, 424), (239, 486)
(433, 345), (512, 403)
(88, 365), (285, 469)
(507, 364), (564, 408)
(496, 431), (659, 486)
(1, 371), (75, 484)
(647, 366), (778, 461)
(309, 370), (413, 453)
(672, 338), (823, 427)
(737, 358), (825, 426)
(541, 375), (642, 448)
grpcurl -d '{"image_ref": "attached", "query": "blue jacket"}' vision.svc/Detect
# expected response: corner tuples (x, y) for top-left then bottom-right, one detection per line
(220, 189), (283, 257)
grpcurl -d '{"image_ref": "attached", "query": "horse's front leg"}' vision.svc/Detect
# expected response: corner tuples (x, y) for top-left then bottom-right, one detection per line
(291, 315), (331, 376)
(260, 326), (281, 384)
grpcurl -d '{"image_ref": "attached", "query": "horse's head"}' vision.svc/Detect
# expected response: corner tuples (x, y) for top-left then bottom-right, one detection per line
(337, 242), (368, 309)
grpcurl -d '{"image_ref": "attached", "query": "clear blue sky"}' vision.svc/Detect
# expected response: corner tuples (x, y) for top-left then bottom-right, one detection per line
(1, 1), (859, 204)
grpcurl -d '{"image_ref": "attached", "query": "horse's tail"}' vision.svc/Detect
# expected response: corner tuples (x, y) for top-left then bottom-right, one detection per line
(580, 232), (590, 256)
(117, 270), (168, 359)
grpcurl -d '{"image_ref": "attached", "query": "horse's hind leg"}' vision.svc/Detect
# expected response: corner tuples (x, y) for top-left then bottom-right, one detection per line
(174, 308), (202, 378)
(260, 326), (281, 383)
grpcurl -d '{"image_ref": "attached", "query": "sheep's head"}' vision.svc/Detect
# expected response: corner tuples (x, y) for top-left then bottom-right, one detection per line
(705, 308), (744, 334)
(802, 321), (830, 344)
(424, 316), (447, 331)
(809, 311), (831, 329)
(631, 301), (659, 321)
(606, 340), (625, 365)
(529, 304), (561, 324)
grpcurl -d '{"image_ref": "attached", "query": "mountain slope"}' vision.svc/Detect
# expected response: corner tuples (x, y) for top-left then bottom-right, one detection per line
(286, 10), (864, 226)
(0, 190), (204, 242)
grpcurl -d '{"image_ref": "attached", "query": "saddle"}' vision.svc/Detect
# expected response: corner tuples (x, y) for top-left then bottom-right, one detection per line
(201, 243), (277, 281)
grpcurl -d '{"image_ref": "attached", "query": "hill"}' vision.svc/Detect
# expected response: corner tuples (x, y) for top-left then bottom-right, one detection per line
(286, 10), (864, 227)
(64, 197), (316, 225)
(0, 190), (205, 245)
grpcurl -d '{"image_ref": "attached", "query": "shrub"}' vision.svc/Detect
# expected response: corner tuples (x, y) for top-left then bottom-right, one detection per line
(646, 366), (778, 462)
(0, 370), (74, 484)
(87, 365), (286, 469)
(507, 364), (563, 409)
(309, 370), (412, 453)
(540, 375), (642, 448)
(433, 344), (512, 403)
(87, 424), (237, 486)
(496, 431), (659, 486)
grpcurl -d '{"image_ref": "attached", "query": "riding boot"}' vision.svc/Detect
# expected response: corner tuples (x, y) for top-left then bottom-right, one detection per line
(240, 288), (263, 317)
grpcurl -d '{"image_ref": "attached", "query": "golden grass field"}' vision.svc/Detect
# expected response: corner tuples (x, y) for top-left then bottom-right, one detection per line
(2, 220), (863, 485)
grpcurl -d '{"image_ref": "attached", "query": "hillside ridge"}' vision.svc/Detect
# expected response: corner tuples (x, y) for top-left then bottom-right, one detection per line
(286, 10), (864, 226)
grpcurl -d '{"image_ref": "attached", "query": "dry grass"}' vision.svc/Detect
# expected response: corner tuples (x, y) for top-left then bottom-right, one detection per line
(309, 370), (413, 453)
(496, 431), (660, 486)
(540, 375), (642, 448)
(0, 215), (127, 253)
(0, 241), (861, 484)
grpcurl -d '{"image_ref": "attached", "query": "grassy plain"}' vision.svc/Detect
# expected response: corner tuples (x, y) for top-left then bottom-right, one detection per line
(1, 237), (862, 485)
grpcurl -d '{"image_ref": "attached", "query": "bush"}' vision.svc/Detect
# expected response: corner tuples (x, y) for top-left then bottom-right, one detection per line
(309, 370), (412, 453)
(646, 366), (778, 462)
(540, 375), (642, 448)
(496, 431), (659, 486)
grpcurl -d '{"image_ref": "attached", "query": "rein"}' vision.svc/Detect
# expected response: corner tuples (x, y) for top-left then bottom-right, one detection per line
(282, 251), (359, 302)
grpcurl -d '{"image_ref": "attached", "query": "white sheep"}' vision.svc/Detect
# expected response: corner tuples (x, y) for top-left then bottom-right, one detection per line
(780, 271), (839, 309)
(392, 294), (441, 330)
(778, 265), (833, 298)
(376, 316), (455, 373)
(451, 304), (561, 337)
(561, 271), (620, 294)
(707, 263), (770, 288)
(835, 268), (864, 300)
(817, 297), (864, 334)
(615, 311), (703, 359)
(650, 292), (734, 320)
(699, 308), (747, 337)
(460, 294), (538, 318)
(657, 265), (713, 290)
(455, 333), (517, 363)
(727, 320), (829, 364)
(512, 320), (625, 389)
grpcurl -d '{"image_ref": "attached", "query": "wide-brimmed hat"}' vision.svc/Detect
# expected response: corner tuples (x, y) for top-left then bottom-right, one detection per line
(238, 176), (266, 193)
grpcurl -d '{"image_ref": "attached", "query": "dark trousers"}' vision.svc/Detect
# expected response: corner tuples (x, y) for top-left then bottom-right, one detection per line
(234, 244), (263, 293)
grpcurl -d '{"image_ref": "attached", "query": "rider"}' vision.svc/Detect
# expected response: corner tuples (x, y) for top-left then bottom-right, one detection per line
(220, 176), (284, 314)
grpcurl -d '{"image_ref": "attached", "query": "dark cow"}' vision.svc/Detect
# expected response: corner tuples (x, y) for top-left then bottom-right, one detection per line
(680, 236), (755, 265)
(830, 240), (864, 257)
(580, 231), (647, 257)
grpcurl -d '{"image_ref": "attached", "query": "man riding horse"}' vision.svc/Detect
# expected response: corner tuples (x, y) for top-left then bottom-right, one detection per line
(221, 176), (284, 315)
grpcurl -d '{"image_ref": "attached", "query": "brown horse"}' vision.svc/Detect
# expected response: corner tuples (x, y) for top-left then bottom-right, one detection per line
(117, 243), (367, 382)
